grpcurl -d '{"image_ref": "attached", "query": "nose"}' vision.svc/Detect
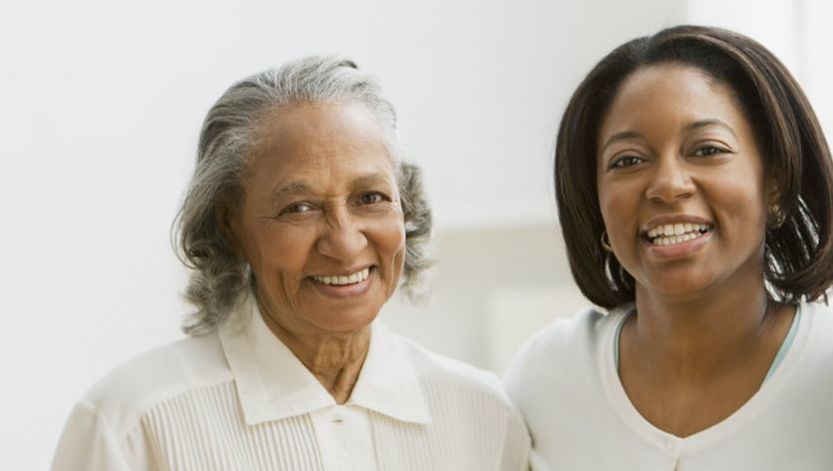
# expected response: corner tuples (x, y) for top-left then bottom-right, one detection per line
(645, 155), (695, 204)
(317, 207), (368, 262)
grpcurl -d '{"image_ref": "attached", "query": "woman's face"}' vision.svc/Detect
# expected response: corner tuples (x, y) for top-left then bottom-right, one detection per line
(596, 64), (770, 300)
(227, 102), (406, 335)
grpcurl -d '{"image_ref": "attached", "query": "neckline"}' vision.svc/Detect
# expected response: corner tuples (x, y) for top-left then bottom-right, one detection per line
(219, 297), (432, 426)
(601, 301), (810, 450)
(613, 303), (802, 382)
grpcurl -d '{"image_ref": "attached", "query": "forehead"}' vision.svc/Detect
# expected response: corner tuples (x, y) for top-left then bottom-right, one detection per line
(598, 64), (748, 143)
(247, 102), (396, 184)
(256, 102), (392, 158)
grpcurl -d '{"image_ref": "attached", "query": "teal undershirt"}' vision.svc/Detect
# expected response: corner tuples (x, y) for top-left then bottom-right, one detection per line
(613, 304), (802, 382)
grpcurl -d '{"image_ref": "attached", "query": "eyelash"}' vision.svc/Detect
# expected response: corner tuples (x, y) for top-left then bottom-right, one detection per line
(607, 144), (731, 170)
(358, 191), (388, 205)
(280, 202), (315, 215)
(278, 191), (390, 217)
(692, 144), (730, 156)
(608, 155), (644, 170)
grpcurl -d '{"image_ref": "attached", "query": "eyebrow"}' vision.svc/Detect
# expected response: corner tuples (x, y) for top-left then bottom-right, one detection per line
(599, 131), (642, 155)
(600, 119), (738, 154)
(269, 172), (395, 203)
(352, 172), (395, 189)
(685, 118), (737, 138)
(271, 181), (314, 203)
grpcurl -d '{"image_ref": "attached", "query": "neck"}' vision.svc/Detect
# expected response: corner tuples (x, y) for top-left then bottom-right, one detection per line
(256, 297), (371, 405)
(630, 276), (777, 378)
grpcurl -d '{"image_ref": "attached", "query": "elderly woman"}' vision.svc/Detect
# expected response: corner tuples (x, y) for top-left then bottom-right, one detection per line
(506, 25), (833, 470)
(52, 56), (529, 470)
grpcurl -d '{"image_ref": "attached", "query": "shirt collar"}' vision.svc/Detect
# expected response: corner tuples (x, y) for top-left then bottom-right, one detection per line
(219, 296), (432, 426)
(349, 321), (432, 424)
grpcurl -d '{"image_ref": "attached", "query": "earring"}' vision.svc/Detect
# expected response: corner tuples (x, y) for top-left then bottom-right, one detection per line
(768, 204), (786, 229)
(602, 248), (630, 292)
(600, 231), (612, 252)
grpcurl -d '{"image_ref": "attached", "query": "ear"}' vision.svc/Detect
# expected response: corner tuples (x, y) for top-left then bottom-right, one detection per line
(765, 174), (783, 207)
(214, 197), (242, 256)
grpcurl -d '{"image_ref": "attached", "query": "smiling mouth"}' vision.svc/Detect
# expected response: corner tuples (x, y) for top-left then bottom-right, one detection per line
(644, 223), (713, 246)
(311, 267), (371, 286)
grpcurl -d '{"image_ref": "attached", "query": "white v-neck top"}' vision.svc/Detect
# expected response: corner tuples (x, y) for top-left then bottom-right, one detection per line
(52, 298), (529, 470)
(505, 301), (833, 470)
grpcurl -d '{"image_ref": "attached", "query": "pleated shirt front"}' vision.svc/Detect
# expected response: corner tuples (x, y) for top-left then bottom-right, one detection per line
(52, 301), (529, 471)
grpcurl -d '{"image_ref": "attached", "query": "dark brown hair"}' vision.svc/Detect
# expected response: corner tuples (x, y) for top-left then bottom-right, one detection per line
(555, 25), (833, 308)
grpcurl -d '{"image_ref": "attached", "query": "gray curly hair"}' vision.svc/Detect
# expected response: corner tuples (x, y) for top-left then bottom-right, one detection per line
(173, 55), (433, 335)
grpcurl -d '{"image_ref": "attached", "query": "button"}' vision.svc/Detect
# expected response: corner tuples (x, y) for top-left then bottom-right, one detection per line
(665, 438), (678, 453)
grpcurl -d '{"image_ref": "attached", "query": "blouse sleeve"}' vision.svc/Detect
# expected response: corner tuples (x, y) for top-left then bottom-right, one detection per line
(51, 401), (132, 471)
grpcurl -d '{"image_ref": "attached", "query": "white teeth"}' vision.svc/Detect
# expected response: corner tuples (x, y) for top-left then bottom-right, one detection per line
(312, 268), (370, 286)
(645, 223), (711, 245)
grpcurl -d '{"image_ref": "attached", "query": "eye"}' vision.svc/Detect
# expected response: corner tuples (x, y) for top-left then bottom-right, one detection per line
(280, 201), (315, 216)
(692, 144), (730, 157)
(358, 191), (388, 205)
(608, 155), (644, 170)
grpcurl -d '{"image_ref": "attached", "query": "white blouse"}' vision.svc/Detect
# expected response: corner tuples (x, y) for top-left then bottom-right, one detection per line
(505, 301), (833, 470)
(52, 299), (529, 471)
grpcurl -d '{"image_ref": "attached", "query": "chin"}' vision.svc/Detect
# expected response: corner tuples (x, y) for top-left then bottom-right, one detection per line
(649, 275), (721, 299)
(309, 307), (381, 334)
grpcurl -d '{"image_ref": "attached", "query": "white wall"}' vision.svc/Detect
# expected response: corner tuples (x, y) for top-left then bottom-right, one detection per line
(2, 0), (830, 468)
(683, 0), (801, 72)
(801, 0), (833, 140)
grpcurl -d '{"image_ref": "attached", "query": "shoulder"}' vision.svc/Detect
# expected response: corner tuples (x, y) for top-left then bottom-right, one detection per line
(397, 333), (506, 396)
(507, 306), (616, 374)
(77, 332), (233, 437)
(386, 331), (531, 467)
(393, 332), (519, 415)
(503, 305), (622, 404)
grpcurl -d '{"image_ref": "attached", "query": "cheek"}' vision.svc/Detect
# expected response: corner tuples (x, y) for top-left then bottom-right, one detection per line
(371, 216), (407, 266)
(727, 190), (766, 220)
(387, 224), (408, 263)
(598, 193), (616, 230)
(250, 227), (316, 279)
(597, 183), (637, 236)
(385, 225), (407, 291)
(708, 172), (768, 228)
